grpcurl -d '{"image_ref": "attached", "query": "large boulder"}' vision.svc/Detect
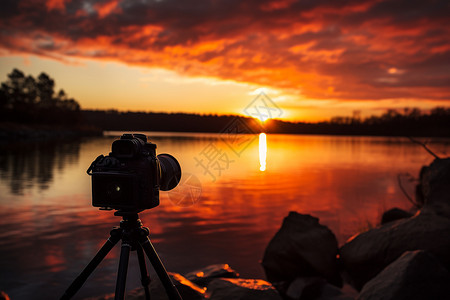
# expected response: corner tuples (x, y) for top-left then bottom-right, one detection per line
(184, 264), (239, 287)
(286, 277), (355, 300)
(207, 278), (282, 300)
(358, 250), (450, 300)
(418, 158), (450, 218)
(262, 212), (341, 290)
(340, 209), (450, 290)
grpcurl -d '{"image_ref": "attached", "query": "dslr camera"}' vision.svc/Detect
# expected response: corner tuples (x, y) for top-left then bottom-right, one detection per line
(87, 133), (181, 212)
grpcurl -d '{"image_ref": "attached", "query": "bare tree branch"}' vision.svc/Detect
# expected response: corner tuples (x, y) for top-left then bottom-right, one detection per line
(407, 136), (440, 159)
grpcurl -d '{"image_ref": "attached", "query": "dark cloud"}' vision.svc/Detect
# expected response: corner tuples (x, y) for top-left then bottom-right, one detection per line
(0, 0), (449, 101)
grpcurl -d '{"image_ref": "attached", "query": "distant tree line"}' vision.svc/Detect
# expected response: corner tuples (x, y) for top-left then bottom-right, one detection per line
(322, 107), (450, 137)
(82, 110), (262, 133)
(262, 107), (450, 137)
(0, 69), (81, 125)
(82, 107), (450, 137)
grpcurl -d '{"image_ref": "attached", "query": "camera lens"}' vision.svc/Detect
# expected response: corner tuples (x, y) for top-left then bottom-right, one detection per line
(157, 154), (182, 191)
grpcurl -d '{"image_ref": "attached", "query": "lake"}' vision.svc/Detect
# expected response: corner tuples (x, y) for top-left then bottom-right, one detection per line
(0, 132), (448, 299)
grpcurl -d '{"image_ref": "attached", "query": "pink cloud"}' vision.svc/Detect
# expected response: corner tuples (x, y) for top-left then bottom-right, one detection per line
(94, 0), (122, 19)
(45, 0), (67, 12)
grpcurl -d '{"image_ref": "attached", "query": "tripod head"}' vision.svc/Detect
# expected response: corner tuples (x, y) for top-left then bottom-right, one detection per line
(114, 210), (140, 220)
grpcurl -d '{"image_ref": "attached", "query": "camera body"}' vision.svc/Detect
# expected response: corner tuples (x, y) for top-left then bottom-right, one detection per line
(88, 133), (181, 212)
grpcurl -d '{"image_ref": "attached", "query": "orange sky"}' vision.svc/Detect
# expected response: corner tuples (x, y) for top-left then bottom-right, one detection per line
(0, 0), (449, 122)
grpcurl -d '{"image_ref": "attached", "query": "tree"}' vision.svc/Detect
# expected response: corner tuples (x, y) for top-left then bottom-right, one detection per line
(0, 68), (81, 125)
(37, 72), (55, 107)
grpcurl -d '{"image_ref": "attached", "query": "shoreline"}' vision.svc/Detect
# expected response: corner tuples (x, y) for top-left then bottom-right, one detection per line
(0, 122), (102, 142)
(2, 122), (449, 142)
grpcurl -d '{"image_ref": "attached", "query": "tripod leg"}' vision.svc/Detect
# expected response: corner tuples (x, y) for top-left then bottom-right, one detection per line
(136, 245), (151, 300)
(60, 229), (121, 300)
(114, 240), (132, 300)
(139, 236), (182, 300)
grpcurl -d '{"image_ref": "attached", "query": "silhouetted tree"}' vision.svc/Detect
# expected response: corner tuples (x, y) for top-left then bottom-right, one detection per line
(37, 72), (54, 107)
(0, 68), (81, 125)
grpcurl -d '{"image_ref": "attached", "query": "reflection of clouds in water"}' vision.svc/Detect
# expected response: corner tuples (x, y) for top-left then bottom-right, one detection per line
(1, 134), (449, 299)
(168, 172), (202, 207)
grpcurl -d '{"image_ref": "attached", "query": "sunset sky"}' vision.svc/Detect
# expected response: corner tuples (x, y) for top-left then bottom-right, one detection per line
(0, 0), (449, 122)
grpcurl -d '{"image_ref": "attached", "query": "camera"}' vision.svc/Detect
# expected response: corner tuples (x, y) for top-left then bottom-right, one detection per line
(87, 133), (181, 212)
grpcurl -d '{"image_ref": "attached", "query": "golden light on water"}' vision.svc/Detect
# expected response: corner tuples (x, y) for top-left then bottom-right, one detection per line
(259, 133), (267, 171)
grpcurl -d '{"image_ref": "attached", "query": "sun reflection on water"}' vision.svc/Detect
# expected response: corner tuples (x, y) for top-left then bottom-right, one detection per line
(259, 133), (267, 171)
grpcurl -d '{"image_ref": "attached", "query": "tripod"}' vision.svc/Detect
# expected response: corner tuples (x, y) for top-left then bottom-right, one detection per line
(61, 211), (182, 300)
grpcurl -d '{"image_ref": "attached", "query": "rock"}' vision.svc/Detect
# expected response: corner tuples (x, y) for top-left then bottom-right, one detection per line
(169, 273), (207, 300)
(358, 250), (450, 300)
(419, 158), (450, 218)
(261, 212), (342, 290)
(285, 277), (327, 300)
(316, 284), (355, 300)
(381, 208), (413, 225)
(184, 264), (239, 287)
(286, 277), (354, 300)
(148, 272), (206, 300)
(420, 158), (450, 204)
(207, 278), (282, 300)
(340, 209), (450, 290)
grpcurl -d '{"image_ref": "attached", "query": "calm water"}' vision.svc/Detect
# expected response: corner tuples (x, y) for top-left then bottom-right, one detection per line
(0, 132), (448, 299)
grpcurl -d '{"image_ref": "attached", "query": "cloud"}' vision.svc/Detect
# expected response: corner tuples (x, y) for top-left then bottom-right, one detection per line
(0, 0), (449, 102)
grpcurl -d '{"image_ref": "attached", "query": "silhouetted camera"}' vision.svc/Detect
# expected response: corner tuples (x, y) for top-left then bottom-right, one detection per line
(87, 133), (181, 212)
